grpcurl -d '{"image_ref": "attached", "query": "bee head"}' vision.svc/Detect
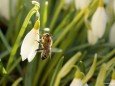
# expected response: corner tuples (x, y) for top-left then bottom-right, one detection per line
(42, 33), (52, 41)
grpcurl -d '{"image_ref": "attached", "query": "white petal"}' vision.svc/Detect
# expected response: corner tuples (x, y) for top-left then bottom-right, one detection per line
(88, 29), (98, 45)
(91, 7), (108, 38)
(70, 78), (82, 86)
(20, 28), (39, 62)
(109, 80), (115, 86)
(109, 23), (115, 45)
(75, 0), (90, 10)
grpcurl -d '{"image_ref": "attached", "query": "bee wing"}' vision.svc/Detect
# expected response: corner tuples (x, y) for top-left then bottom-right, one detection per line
(51, 48), (62, 53)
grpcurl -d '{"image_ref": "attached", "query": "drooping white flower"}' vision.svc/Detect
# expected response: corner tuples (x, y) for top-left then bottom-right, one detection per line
(109, 23), (115, 45)
(75, 0), (90, 10)
(20, 28), (39, 62)
(70, 78), (88, 86)
(109, 80), (115, 86)
(91, 7), (108, 38)
(88, 29), (98, 45)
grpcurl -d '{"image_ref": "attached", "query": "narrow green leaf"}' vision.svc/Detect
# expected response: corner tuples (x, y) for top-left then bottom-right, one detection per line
(0, 60), (7, 76)
(12, 77), (23, 86)
(97, 49), (115, 66)
(54, 52), (82, 86)
(95, 64), (106, 86)
(0, 29), (11, 52)
(82, 54), (97, 85)
(50, 0), (64, 29)
(50, 57), (64, 86)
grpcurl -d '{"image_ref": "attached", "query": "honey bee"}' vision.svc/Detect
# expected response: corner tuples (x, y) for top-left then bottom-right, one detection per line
(36, 33), (52, 60)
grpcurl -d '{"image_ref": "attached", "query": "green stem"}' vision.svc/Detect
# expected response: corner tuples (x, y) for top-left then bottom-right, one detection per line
(0, 29), (11, 52)
(53, 6), (88, 46)
(50, 0), (64, 30)
(50, 57), (64, 86)
(82, 55), (97, 85)
(97, 49), (115, 66)
(95, 64), (106, 86)
(41, 1), (48, 28)
(54, 75), (61, 86)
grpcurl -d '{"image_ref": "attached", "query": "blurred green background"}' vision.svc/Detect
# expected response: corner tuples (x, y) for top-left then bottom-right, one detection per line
(0, 0), (115, 86)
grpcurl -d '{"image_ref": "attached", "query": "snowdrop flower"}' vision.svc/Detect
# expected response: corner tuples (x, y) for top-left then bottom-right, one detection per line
(75, 0), (90, 10)
(91, 0), (108, 38)
(109, 23), (115, 45)
(20, 20), (40, 62)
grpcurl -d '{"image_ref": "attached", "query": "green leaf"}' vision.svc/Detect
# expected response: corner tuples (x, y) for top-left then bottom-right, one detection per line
(0, 60), (7, 76)
(50, 57), (64, 86)
(82, 54), (97, 85)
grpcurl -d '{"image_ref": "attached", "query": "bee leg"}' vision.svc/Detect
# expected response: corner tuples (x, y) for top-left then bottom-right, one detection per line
(36, 48), (44, 52)
(35, 40), (43, 44)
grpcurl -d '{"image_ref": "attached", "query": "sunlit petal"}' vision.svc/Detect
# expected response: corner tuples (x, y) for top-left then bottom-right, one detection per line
(20, 28), (39, 62)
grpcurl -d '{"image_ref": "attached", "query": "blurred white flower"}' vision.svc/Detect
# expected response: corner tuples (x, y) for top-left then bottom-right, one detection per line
(75, 0), (90, 10)
(91, 7), (108, 38)
(63, 0), (73, 9)
(20, 28), (39, 62)
(0, 0), (17, 19)
(109, 80), (115, 86)
(114, 0), (115, 14)
(70, 78), (88, 86)
(88, 29), (98, 45)
(109, 23), (115, 45)
(104, 0), (110, 5)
